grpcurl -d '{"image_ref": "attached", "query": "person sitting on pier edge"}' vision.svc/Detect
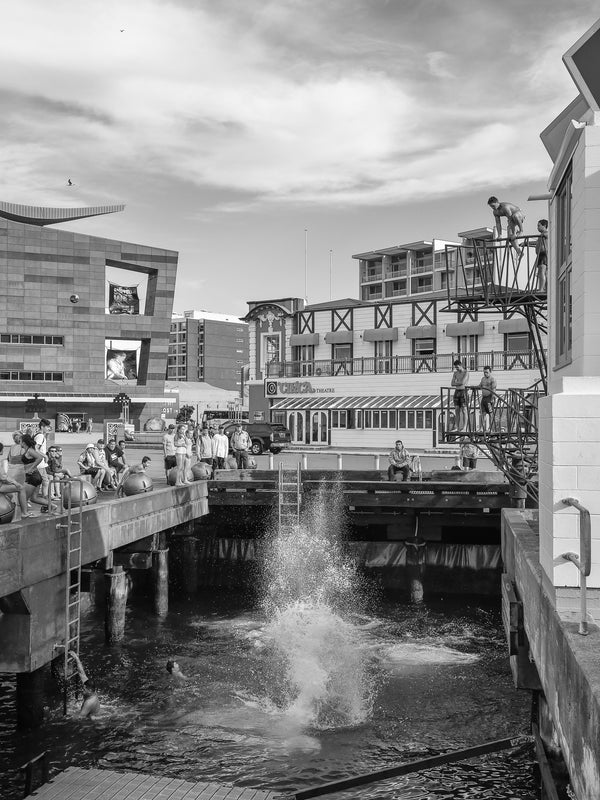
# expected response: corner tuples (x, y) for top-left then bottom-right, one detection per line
(115, 456), (151, 497)
(21, 433), (60, 513)
(388, 440), (412, 482)
(460, 439), (478, 470)
(230, 423), (251, 470)
(69, 650), (101, 718)
(104, 438), (127, 478)
(46, 445), (72, 502)
(95, 439), (118, 489)
(0, 442), (35, 518)
(77, 443), (107, 491)
(451, 359), (469, 432)
(166, 659), (187, 681)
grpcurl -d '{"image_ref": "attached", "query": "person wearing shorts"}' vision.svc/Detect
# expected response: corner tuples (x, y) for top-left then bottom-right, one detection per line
(487, 196), (525, 256)
(162, 424), (177, 478)
(451, 359), (469, 432)
(478, 365), (497, 431)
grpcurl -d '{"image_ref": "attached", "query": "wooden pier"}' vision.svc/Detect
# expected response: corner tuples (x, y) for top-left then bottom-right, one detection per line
(27, 767), (278, 800)
(208, 470), (512, 511)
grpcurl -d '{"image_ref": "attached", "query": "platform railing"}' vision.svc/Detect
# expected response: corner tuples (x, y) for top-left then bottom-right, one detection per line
(444, 234), (547, 309)
(557, 497), (592, 635)
(265, 350), (537, 378)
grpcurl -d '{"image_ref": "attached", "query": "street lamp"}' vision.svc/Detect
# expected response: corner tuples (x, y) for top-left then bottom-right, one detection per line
(113, 392), (131, 424)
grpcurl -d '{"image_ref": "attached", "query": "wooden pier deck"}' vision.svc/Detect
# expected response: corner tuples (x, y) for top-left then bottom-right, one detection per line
(29, 767), (279, 800)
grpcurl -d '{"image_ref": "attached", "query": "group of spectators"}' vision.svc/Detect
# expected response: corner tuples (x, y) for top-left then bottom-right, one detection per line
(162, 421), (248, 485)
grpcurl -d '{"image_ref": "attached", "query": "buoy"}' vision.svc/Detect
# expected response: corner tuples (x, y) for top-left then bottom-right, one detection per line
(62, 481), (97, 509)
(191, 462), (212, 480)
(123, 473), (153, 495)
(167, 467), (194, 485)
(0, 494), (16, 524)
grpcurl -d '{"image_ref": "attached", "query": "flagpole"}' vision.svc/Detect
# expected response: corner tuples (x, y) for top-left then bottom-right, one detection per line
(304, 228), (308, 304)
(329, 249), (333, 300)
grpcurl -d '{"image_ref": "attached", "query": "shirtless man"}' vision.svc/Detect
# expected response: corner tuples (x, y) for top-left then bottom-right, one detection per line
(166, 659), (187, 681)
(69, 650), (101, 718)
(487, 196), (525, 255)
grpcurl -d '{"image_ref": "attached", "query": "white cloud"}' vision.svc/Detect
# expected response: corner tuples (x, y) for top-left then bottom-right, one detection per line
(0, 0), (596, 212)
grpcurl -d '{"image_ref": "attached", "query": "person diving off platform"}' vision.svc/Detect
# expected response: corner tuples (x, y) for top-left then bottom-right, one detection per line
(487, 196), (525, 256)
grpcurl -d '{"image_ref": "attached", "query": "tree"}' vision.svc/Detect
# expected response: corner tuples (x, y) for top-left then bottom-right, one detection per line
(176, 404), (195, 424)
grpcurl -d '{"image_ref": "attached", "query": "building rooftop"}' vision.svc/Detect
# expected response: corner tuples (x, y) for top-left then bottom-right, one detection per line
(173, 310), (247, 324)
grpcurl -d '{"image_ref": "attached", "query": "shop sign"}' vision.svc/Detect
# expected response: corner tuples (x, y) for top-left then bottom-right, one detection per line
(265, 379), (334, 397)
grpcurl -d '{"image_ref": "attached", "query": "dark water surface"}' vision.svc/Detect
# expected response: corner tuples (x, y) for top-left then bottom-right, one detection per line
(0, 592), (536, 799)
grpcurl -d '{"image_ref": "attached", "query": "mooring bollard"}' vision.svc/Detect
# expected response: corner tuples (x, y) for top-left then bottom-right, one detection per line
(268, 453), (274, 470)
(374, 454), (380, 470)
(302, 453), (308, 470)
(337, 453), (343, 470)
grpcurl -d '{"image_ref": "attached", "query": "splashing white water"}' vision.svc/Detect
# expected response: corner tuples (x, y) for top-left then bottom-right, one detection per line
(263, 480), (372, 729)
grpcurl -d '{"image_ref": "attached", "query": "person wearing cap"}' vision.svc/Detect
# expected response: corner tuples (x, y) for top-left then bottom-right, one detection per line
(162, 424), (177, 479)
(115, 456), (151, 497)
(77, 443), (107, 490)
(211, 425), (229, 470)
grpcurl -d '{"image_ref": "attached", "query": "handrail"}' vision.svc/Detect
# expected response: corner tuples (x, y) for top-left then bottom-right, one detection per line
(19, 751), (49, 798)
(558, 497), (592, 635)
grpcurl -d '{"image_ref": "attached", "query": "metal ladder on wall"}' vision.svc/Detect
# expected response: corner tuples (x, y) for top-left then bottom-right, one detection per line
(278, 462), (301, 532)
(59, 478), (85, 714)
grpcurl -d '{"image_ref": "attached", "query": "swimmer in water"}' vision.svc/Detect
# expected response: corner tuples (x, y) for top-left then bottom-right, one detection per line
(69, 650), (101, 717)
(166, 659), (187, 681)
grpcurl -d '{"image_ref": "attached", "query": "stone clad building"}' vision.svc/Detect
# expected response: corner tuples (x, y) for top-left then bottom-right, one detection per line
(0, 201), (178, 430)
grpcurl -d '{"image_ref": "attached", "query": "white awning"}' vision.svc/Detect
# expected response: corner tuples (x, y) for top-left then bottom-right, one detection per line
(271, 394), (441, 411)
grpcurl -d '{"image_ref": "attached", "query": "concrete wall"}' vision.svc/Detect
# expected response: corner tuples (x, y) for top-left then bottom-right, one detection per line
(502, 509), (600, 800)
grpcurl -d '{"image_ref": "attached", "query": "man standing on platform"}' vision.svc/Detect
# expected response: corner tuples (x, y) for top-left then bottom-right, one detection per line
(451, 359), (469, 432)
(388, 440), (412, 482)
(230, 423), (251, 469)
(477, 365), (497, 431)
(487, 196), (525, 256)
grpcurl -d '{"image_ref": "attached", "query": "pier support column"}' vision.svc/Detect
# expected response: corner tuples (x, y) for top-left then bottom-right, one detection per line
(16, 666), (46, 728)
(152, 532), (169, 617)
(182, 537), (199, 594)
(406, 537), (427, 604)
(104, 566), (127, 644)
(89, 567), (105, 609)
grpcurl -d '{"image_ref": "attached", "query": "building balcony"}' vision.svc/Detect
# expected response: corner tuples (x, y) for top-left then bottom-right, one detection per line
(412, 262), (434, 275)
(360, 271), (383, 283)
(384, 268), (407, 279)
(264, 350), (538, 378)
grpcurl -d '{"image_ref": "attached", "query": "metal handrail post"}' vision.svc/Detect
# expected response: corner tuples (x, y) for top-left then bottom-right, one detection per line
(559, 497), (592, 635)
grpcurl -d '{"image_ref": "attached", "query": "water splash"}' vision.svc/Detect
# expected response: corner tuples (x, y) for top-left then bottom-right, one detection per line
(262, 480), (372, 729)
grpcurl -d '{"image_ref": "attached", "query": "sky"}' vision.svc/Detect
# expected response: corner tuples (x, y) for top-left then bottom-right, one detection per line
(1, 0), (598, 317)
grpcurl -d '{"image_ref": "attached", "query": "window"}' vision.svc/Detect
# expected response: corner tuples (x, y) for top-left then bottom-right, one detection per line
(556, 165), (573, 367)
(0, 371), (63, 381)
(262, 334), (281, 368)
(411, 276), (433, 293)
(397, 409), (433, 429)
(294, 345), (314, 376)
(331, 410), (347, 428)
(504, 332), (533, 369)
(0, 333), (64, 345)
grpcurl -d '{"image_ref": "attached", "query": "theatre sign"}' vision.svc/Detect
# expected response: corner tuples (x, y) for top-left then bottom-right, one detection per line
(265, 379), (335, 397)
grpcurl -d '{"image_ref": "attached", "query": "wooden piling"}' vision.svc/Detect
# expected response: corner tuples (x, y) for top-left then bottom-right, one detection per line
(152, 548), (169, 617)
(182, 537), (199, 594)
(89, 567), (105, 608)
(104, 566), (127, 644)
(16, 665), (46, 728)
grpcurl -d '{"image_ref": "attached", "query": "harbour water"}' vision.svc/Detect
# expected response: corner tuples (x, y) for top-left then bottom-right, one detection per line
(0, 593), (535, 799)
(0, 484), (535, 799)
